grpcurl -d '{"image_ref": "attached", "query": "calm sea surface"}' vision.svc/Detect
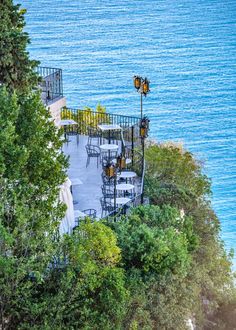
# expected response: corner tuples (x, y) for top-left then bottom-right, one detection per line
(23, 0), (236, 267)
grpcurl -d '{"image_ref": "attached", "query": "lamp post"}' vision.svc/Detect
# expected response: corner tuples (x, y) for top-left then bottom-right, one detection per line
(133, 76), (150, 119)
(133, 76), (150, 204)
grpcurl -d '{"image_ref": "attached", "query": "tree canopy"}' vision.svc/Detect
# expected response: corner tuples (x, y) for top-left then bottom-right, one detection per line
(0, 1), (39, 93)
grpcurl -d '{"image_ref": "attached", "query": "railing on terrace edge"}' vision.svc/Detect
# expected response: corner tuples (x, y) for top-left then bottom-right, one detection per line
(61, 107), (141, 147)
(103, 150), (146, 222)
(36, 66), (63, 104)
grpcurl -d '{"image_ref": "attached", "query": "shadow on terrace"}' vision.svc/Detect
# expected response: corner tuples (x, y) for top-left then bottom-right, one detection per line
(61, 107), (145, 222)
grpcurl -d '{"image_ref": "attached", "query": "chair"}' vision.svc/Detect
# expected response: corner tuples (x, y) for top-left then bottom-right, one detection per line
(74, 210), (84, 227)
(110, 131), (121, 145)
(82, 208), (97, 219)
(124, 146), (132, 168)
(101, 172), (116, 185)
(101, 184), (114, 199)
(102, 130), (120, 145)
(100, 197), (115, 218)
(65, 124), (79, 145)
(101, 150), (118, 167)
(85, 145), (100, 168)
(87, 126), (101, 145)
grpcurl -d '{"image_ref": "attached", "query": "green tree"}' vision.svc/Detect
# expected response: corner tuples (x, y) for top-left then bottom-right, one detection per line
(110, 205), (195, 277)
(145, 142), (211, 211)
(0, 87), (68, 329)
(0, 1), (39, 93)
(107, 205), (198, 330)
(143, 141), (236, 329)
(20, 220), (128, 329)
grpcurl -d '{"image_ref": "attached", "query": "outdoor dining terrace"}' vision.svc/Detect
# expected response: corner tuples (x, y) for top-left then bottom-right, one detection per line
(60, 107), (146, 224)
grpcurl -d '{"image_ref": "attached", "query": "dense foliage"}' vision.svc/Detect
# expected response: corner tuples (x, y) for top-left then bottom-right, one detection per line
(0, 87), (68, 329)
(141, 142), (236, 329)
(0, 0), (39, 93)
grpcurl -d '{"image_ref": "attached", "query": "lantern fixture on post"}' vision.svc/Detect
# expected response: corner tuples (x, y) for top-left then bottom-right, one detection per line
(142, 78), (150, 96)
(104, 162), (115, 178)
(116, 154), (126, 171)
(140, 116), (150, 139)
(133, 76), (150, 119)
(134, 75), (142, 90)
(103, 162), (118, 211)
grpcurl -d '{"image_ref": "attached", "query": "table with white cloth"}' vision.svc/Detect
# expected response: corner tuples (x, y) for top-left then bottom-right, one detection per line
(112, 158), (132, 165)
(100, 144), (119, 151)
(98, 124), (122, 144)
(74, 209), (86, 219)
(111, 197), (131, 206)
(116, 183), (135, 197)
(118, 171), (137, 184)
(59, 119), (78, 126)
(74, 210), (88, 227)
(100, 143), (119, 161)
(59, 119), (78, 140)
(59, 178), (75, 235)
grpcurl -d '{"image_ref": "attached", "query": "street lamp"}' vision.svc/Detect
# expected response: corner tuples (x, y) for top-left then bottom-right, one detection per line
(133, 76), (150, 119)
(133, 76), (150, 204)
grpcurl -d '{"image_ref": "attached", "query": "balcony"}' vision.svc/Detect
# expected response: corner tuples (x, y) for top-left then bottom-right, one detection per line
(37, 66), (63, 105)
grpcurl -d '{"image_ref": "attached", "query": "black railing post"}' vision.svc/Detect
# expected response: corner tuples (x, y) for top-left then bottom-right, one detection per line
(131, 125), (134, 166)
(141, 137), (145, 204)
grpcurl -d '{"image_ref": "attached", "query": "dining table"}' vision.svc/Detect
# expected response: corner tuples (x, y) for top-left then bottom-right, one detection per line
(100, 143), (119, 161)
(118, 171), (137, 183)
(99, 144), (119, 151)
(116, 183), (135, 198)
(59, 119), (78, 140)
(59, 119), (78, 126)
(98, 124), (122, 144)
(111, 197), (131, 206)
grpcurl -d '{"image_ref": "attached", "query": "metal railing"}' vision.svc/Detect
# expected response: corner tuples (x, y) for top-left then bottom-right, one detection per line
(103, 149), (145, 222)
(36, 66), (63, 104)
(61, 107), (141, 146)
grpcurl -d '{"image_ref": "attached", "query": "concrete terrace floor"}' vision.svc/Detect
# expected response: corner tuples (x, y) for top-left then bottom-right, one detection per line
(62, 134), (122, 218)
(62, 135), (103, 218)
(62, 134), (142, 219)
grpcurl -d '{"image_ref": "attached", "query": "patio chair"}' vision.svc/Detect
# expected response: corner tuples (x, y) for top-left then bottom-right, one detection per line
(87, 126), (101, 145)
(101, 184), (114, 199)
(109, 131), (121, 145)
(101, 172), (116, 185)
(102, 130), (120, 145)
(82, 208), (97, 220)
(85, 144), (100, 168)
(124, 146), (132, 168)
(101, 150), (118, 167)
(65, 124), (79, 145)
(100, 197), (115, 218)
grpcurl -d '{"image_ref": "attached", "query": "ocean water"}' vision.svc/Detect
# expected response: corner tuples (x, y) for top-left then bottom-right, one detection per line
(23, 0), (236, 266)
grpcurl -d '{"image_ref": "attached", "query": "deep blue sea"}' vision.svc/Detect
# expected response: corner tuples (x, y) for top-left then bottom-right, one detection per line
(23, 0), (236, 267)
